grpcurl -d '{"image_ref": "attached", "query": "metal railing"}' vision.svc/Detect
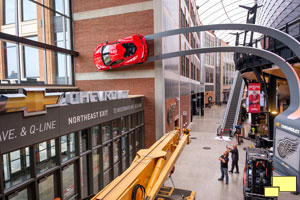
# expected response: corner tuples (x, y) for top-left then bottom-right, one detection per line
(232, 78), (245, 133)
(221, 71), (240, 130)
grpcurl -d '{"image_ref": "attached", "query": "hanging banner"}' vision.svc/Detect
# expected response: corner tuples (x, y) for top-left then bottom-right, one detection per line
(248, 83), (261, 113)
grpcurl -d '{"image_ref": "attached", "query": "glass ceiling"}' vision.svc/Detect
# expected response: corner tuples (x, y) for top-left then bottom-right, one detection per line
(197, 0), (261, 46)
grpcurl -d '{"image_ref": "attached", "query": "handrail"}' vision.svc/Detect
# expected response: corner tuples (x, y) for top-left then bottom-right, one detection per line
(221, 71), (239, 130)
(232, 77), (245, 132)
(146, 45), (300, 120)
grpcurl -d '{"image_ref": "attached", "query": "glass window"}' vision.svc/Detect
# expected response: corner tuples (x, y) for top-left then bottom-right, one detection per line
(80, 129), (88, 152)
(122, 43), (136, 57)
(121, 117), (128, 133)
(135, 129), (141, 151)
(38, 142), (47, 162)
(10, 150), (21, 173)
(113, 140), (120, 164)
(54, 52), (72, 85)
(35, 139), (56, 174)
(8, 187), (28, 200)
(181, 56), (185, 76)
(80, 155), (88, 198)
(61, 133), (75, 162)
(114, 163), (120, 179)
(92, 125), (101, 146)
(51, 139), (56, 157)
(63, 164), (75, 199)
(130, 115), (136, 129)
(102, 45), (111, 66)
(22, 0), (37, 21)
(0, 0), (74, 86)
(129, 133), (135, 163)
(121, 136), (128, 172)
(3, 147), (31, 189)
(4, 42), (18, 79)
(111, 59), (124, 66)
(54, 0), (64, 14)
(112, 119), (120, 138)
(134, 113), (138, 127)
(103, 144), (111, 186)
(54, 0), (70, 16)
(103, 145), (110, 171)
(102, 122), (111, 142)
(4, 0), (16, 25)
(113, 139), (120, 178)
(23, 37), (40, 78)
(39, 174), (55, 200)
(103, 168), (111, 187)
(180, 9), (185, 28)
(185, 57), (189, 77)
(93, 149), (101, 193)
(3, 154), (10, 181)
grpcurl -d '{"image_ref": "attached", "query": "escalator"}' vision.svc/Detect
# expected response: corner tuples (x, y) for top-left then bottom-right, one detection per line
(219, 71), (245, 136)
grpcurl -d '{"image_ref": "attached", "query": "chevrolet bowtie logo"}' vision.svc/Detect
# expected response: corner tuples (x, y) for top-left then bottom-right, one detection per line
(0, 88), (62, 116)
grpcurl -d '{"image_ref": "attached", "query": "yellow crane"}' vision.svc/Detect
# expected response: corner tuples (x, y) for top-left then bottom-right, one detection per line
(92, 128), (195, 200)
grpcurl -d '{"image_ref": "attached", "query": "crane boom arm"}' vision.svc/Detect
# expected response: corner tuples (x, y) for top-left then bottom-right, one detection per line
(92, 128), (193, 200)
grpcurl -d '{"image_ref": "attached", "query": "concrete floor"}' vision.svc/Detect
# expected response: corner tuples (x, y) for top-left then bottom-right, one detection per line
(165, 106), (299, 200)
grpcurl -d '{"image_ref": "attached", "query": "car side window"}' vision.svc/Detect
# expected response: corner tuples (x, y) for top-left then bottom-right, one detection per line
(111, 59), (124, 66)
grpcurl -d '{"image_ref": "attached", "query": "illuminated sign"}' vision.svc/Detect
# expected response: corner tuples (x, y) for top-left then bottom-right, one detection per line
(248, 83), (261, 113)
(61, 90), (129, 104)
(0, 88), (129, 116)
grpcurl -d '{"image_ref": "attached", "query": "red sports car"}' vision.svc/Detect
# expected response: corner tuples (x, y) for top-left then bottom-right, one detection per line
(93, 34), (148, 70)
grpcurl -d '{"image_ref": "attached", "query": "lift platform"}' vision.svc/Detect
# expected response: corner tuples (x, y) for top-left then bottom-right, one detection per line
(243, 148), (275, 200)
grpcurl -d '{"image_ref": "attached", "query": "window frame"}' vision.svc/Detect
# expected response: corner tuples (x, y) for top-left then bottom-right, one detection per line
(0, 113), (145, 199)
(0, 0), (78, 86)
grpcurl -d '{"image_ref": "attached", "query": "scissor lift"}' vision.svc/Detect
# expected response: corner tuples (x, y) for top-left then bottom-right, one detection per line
(243, 148), (276, 200)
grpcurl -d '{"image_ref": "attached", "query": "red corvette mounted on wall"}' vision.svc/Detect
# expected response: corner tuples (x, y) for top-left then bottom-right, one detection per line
(93, 34), (148, 70)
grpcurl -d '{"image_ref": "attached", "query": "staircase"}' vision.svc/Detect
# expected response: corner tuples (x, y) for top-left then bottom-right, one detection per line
(220, 71), (245, 136)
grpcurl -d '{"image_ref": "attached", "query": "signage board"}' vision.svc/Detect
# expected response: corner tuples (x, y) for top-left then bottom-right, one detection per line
(248, 83), (261, 113)
(0, 88), (129, 116)
(0, 96), (143, 154)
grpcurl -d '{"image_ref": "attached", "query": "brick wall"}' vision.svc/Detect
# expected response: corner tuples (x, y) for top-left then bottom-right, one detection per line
(73, 5), (156, 147)
(73, 10), (154, 74)
(77, 78), (155, 147)
(73, 0), (151, 13)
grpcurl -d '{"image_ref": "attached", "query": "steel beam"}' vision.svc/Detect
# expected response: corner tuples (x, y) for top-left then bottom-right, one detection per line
(146, 46), (300, 120)
(145, 23), (300, 61)
(0, 32), (79, 57)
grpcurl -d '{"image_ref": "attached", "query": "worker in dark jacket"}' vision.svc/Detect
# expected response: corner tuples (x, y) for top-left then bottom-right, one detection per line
(227, 144), (239, 173)
(218, 151), (229, 184)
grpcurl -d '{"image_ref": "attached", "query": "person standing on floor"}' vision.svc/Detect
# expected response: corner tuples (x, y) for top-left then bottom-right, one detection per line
(218, 151), (229, 184)
(227, 144), (239, 173)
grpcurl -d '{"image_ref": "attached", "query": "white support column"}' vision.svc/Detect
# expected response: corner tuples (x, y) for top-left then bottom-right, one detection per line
(153, 0), (165, 140)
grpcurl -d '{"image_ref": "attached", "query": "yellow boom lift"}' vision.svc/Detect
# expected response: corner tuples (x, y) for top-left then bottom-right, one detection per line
(92, 128), (195, 200)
